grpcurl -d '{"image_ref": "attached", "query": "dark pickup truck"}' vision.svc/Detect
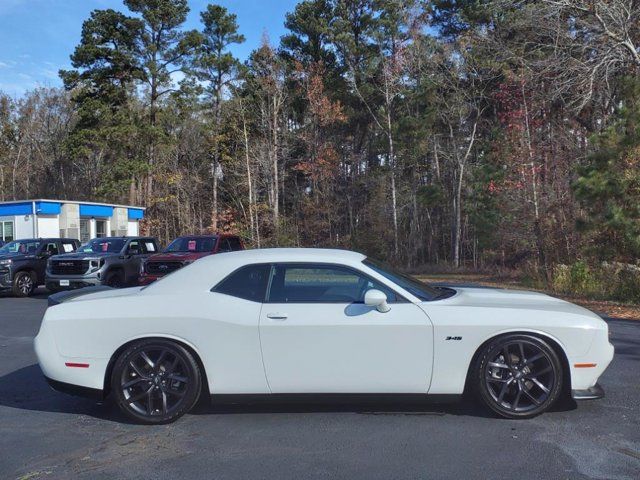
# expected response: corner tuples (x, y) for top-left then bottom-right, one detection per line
(138, 234), (243, 285)
(0, 238), (80, 296)
(46, 236), (160, 291)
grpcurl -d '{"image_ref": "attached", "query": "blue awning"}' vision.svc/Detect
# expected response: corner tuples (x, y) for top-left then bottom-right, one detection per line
(80, 204), (114, 217)
(0, 202), (33, 216)
(128, 208), (144, 220)
(35, 201), (61, 215)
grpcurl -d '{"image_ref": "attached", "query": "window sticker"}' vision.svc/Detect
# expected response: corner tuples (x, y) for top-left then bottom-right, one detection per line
(63, 244), (74, 253)
(188, 240), (197, 251)
(145, 242), (156, 252)
(101, 243), (109, 252)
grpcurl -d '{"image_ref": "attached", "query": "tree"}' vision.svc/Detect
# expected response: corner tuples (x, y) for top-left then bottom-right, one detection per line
(575, 78), (640, 260)
(191, 4), (245, 231)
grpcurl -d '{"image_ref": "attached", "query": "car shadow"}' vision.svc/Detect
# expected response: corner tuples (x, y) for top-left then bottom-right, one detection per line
(0, 364), (578, 423)
(0, 287), (50, 299)
(0, 364), (130, 424)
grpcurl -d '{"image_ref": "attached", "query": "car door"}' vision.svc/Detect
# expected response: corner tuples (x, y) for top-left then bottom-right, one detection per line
(37, 241), (60, 283)
(258, 263), (434, 394)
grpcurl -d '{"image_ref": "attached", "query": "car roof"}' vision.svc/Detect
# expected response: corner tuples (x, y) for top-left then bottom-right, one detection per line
(91, 236), (156, 240)
(199, 247), (365, 264)
(9, 238), (72, 242)
(144, 248), (368, 294)
(173, 234), (219, 238)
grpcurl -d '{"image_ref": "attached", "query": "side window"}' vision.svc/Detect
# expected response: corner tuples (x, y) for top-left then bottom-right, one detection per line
(127, 240), (141, 255)
(227, 237), (242, 251)
(212, 264), (271, 302)
(61, 241), (76, 253)
(45, 242), (59, 255)
(140, 240), (157, 254)
(218, 238), (237, 252)
(267, 264), (401, 304)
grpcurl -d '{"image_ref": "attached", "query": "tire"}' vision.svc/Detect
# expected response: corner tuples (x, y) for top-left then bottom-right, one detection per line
(104, 270), (125, 288)
(110, 339), (202, 424)
(12, 271), (35, 297)
(473, 334), (563, 419)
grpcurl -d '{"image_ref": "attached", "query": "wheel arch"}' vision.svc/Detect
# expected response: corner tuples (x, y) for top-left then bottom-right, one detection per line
(102, 336), (211, 399)
(463, 330), (572, 398)
(13, 267), (37, 279)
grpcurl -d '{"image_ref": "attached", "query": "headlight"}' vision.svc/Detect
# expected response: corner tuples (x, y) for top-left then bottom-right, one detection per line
(90, 258), (105, 270)
(0, 259), (12, 266)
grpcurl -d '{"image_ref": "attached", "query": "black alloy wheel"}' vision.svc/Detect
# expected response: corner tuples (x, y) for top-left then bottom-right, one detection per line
(111, 339), (202, 424)
(474, 334), (563, 419)
(13, 271), (35, 297)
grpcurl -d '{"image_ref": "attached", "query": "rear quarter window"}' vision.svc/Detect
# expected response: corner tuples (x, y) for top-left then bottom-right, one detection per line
(212, 264), (271, 302)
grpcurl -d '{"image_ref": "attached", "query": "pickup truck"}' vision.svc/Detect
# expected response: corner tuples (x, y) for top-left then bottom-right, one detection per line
(0, 238), (80, 296)
(46, 236), (160, 291)
(138, 234), (244, 285)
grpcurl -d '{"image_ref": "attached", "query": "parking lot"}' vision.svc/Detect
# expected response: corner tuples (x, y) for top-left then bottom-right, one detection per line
(1, 289), (639, 480)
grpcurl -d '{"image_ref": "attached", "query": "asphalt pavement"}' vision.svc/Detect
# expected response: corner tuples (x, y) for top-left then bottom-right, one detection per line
(0, 288), (638, 480)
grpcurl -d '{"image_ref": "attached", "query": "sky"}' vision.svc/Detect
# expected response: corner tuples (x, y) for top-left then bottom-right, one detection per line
(0, 0), (299, 96)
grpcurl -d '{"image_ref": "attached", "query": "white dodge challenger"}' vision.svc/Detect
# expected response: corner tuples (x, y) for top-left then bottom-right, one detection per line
(35, 248), (614, 424)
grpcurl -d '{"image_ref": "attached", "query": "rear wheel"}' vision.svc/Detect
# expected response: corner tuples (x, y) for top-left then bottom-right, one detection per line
(473, 334), (563, 419)
(111, 339), (202, 424)
(12, 271), (35, 297)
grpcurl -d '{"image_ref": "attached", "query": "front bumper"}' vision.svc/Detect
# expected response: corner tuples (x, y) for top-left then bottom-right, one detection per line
(0, 267), (12, 289)
(572, 383), (605, 400)
(138, 274), (161, 285)
(46, 271), (103, 290)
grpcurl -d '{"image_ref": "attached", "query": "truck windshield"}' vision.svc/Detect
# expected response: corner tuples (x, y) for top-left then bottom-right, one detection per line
(363, 258), (442, 301)
(164, 237), (217, 253)
(0, 240), (41, 254)
(77, 239), (126, 253)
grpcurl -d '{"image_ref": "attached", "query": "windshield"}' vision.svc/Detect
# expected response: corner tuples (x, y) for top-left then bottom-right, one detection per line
(165, 236), (217, 253)
(77, 238), (126, 254)
(0, 240), (41, 255)
(363, 258), (443, 301)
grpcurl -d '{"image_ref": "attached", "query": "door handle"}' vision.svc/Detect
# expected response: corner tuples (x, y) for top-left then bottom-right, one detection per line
(266, 312), (288, 320)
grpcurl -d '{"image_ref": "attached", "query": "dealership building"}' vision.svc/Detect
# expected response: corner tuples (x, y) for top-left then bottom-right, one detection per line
(0, 199), (145, 244)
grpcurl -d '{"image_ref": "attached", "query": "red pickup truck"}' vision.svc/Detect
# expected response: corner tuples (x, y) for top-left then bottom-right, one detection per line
(138, 234), (244, 285)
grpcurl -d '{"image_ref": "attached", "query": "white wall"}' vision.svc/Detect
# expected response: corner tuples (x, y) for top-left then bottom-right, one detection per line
(36, 216), (60, 238)
(15, 215), (35, 239)
(127, 221), (139, 236)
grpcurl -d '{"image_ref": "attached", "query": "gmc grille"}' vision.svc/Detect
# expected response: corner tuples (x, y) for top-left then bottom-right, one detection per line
(51, 260), (90, 275)
(145, 261), (184, 276)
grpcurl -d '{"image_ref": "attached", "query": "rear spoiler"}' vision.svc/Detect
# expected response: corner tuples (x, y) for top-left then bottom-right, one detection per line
(48, 286), (114, 307)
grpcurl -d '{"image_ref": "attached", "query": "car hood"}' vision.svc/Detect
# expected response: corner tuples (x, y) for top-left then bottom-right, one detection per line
(52, 252), (117, 260)
(0, 252), (31, 261)
(437, 286), (601, 318)
(146, 251), (212, 262)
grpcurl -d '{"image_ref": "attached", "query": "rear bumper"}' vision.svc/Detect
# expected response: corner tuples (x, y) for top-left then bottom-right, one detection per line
(45, 376), (104, 400)
(572, 383), (605, 400)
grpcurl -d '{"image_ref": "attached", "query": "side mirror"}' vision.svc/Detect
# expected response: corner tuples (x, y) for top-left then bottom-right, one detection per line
(364, 289), (391, 313)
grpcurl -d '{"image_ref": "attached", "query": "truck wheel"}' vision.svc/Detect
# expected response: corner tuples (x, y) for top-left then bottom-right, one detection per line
(104, 270), (125, 288)
(13, 271), (35, 297)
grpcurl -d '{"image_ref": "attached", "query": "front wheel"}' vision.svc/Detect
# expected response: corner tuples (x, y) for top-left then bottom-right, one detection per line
(104, 270), (125, 288)
(473, 334), (563, 419)
(111, 339), (202, 424)
(12, 271), (35, 297)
